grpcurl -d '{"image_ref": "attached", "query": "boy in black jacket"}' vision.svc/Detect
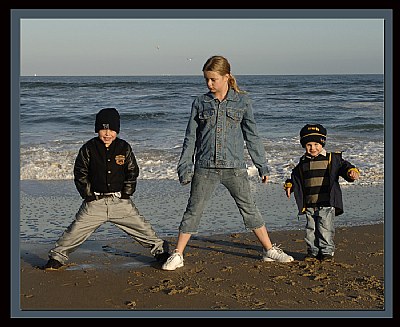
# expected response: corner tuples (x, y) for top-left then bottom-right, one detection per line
(43, 108), (169, 270)
(284, 123), (360, 262)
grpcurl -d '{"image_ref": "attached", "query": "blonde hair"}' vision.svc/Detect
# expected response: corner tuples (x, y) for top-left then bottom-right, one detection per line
(202, 55), (245, 94)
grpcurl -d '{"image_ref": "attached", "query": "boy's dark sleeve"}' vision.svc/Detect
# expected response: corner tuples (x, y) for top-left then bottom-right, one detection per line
(336, 152), (359, 182)
(74, 144), (95, 201)
(121, 145), (140, 198)
(284, 163), (300, 194)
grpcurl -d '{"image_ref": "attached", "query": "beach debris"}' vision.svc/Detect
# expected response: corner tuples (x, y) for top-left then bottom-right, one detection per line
(207, 277), (224, 282)
(310, 285), (325, 293)
(220, 266), (233, 272)
(125, 300), (137, 308)
(313, 273), (329, 281)
(211, 302), (229, 309)
(368, 250), (384, 257)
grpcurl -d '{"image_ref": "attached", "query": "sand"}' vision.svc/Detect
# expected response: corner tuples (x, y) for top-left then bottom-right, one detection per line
(13, 180), (391, 318)
(16, 224), (390, 318)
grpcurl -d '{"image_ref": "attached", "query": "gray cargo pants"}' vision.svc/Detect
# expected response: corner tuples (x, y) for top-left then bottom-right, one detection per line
(49, 196), (166, 264)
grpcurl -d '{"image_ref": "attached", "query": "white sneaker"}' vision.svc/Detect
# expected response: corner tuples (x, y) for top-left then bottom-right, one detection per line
(263, 244), (294, 262)
(161, 252), (184, 271)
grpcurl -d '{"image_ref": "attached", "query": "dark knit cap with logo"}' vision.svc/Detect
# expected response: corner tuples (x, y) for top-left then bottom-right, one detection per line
(300, 123), (327, 148)
(95, 108), (120, 133)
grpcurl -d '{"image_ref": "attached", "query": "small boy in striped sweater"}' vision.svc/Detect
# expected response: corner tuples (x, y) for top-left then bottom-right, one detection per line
(284, 123), (360, 262)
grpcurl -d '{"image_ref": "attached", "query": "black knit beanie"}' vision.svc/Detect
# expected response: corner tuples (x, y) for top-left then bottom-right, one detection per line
(95, 108), (120, 133)
(300, 123), (327, 148)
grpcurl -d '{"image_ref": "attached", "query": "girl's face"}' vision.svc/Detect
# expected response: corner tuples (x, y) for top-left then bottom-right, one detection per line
(203, 70), (229, 98)
(98, 129), (117, 147)
(305, 142), (323, 157)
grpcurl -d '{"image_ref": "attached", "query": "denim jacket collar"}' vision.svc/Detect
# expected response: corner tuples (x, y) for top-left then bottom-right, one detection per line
(203, 88), (240, 103)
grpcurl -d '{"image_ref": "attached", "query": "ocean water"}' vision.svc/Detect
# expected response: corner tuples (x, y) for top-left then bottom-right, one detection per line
(18, 74), (386, 242)
(19, 74), (384, 185)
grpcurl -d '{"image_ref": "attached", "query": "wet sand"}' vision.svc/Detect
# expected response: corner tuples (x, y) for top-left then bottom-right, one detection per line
(17, 223), (389, 318)
(14, 180), (390, 318)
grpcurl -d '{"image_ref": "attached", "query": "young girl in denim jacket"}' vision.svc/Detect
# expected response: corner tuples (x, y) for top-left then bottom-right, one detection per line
(162, 55), (293, 270)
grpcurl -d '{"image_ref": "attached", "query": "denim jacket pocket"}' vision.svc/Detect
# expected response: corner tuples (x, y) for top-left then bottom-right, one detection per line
(226, 108), (243, 128)
(199, 109), (215, 119)
(198, 109), (216, 127)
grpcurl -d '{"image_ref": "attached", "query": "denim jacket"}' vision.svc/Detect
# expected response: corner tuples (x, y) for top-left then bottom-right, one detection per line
(177, 88), (269, 184)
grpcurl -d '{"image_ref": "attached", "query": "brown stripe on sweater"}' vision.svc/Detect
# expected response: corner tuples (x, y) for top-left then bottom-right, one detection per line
(304, 177), (330, 187)
(301, 160), (329, 171)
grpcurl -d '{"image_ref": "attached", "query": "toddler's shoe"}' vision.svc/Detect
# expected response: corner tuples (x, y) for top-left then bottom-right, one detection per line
(304, 252), (319, 262)
(320, 254), (334, 262)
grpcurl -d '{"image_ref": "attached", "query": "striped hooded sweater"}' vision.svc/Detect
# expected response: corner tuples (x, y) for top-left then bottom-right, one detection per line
(285, 150), (359, 216)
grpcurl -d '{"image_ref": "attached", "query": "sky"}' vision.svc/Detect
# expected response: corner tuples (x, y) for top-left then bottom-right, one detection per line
(17, 10), (387, 76)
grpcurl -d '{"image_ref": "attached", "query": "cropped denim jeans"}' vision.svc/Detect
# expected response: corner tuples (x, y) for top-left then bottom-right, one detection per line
(179, 167), (265, 234)
(304, 206), (335, 256)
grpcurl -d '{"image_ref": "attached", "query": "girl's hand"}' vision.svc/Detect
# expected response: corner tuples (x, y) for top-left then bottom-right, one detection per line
(262, 176), (269, 184)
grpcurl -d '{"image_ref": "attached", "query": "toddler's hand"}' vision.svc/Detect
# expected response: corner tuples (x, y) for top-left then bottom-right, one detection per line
(348, 169), (360, 180)
(285, 188), (291, 199)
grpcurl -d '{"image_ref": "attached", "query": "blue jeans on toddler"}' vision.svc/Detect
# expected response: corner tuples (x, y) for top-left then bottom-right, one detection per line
(304, 206), (335, 257)
(179, 167), (265, 234)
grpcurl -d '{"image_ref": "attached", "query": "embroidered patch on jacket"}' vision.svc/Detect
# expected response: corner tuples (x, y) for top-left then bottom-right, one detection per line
(115, 155), (125, 165)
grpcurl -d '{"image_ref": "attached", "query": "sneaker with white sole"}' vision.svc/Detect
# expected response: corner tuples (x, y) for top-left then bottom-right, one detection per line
(161, 252), (184, 271)
(263, 244), (294, 262)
